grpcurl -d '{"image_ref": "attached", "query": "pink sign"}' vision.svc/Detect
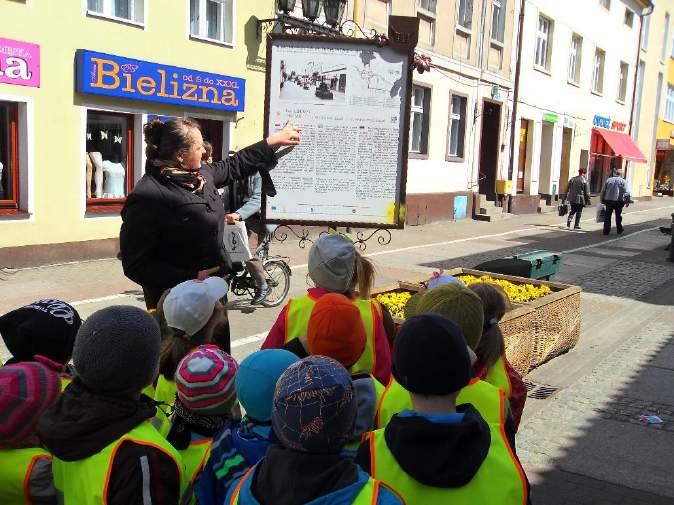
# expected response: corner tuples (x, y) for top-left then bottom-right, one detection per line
(0, 37), (40, 88)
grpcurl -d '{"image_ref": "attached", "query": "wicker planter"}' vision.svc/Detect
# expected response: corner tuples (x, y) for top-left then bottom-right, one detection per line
(372, 269), (582, 376)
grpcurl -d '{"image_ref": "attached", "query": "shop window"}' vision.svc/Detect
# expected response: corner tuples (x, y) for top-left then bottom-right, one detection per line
(85, 110), (134, 210)
(190, 0), (234, 45)
(491, 0), (506, 43)
(592, 48), (605, 94)
(617, 62), (629, 103)
(535, 15), (553, 71)
(410, 85), (431, 155)
(87, 0), (145, 25)
(568, 34), (582, 84)
(0, 101), (19, 211)
(447, 94), (467, 160)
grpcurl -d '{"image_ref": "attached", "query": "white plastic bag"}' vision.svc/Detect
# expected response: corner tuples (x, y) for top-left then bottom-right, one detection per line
(223, 221), (252, 263)
(596, 204), (606, 223)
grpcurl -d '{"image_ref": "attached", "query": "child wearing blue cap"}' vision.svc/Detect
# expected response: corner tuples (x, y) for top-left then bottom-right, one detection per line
(198, 349), (299, 505)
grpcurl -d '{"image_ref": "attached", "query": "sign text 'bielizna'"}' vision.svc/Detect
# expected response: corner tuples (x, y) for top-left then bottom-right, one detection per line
(0, 37), (40, 88)
(76, 50), (245, 112)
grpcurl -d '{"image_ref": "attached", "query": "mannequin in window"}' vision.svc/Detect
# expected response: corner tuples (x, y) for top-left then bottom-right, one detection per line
(102, 154), (126, 198)
(89, 152), (104, 198)
(85, 154), (93, 198)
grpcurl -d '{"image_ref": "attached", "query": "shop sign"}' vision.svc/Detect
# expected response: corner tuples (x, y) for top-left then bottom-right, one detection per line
(0, 37), (40, 88)
(593, 115), (611, 128)
(543, 113), (558, 123)
(656, 139), (673, 150)
(76, 50), (245, 112)
(611, 121), (626, 132)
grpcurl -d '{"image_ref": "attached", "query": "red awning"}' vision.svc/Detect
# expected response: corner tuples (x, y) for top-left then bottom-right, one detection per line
(593, 128), (647, 163)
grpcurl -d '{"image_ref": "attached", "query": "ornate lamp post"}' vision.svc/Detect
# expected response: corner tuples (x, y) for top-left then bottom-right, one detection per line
(277, 0), (297, 13)
(323, 0), (346, 27)
(302, 0), (321, 22)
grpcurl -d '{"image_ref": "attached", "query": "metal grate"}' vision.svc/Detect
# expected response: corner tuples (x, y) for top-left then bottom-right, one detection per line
(524, 379), (560, 400)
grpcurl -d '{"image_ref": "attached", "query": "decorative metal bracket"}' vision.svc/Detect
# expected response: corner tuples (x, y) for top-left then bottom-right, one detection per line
(256, 14), (341, 40)
(272, 225), (392, 252)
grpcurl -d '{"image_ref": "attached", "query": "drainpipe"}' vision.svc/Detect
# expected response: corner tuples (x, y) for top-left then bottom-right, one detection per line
(508, 0), (526, 183)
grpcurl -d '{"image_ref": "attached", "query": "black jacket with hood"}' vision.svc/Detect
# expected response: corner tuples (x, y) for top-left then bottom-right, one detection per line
(119, 140), (277, 309)
(356, 405), (532, 504)
(37, 379), (181, 505)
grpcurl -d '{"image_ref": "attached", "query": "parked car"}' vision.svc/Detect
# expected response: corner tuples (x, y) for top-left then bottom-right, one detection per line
(315, 82), (334, 100)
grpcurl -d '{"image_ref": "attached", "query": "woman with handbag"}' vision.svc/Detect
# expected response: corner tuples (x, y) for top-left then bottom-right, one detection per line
(564, 167), (591, 229)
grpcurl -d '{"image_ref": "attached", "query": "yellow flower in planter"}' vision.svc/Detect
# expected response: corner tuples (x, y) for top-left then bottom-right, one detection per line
(375, 291), (413, 319)
(458, 275), (551, 303)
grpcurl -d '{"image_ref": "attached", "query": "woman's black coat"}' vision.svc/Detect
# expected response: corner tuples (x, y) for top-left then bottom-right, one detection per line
(119, 140), (277, 308)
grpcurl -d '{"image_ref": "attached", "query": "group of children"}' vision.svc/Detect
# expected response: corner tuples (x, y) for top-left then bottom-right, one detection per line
(0, 234), (531, 504)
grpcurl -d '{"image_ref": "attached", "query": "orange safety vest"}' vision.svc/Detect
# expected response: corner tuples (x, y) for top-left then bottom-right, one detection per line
(284, 294), (381, 375)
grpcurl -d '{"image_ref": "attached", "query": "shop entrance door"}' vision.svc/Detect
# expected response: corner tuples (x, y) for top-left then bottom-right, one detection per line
(478, 101), (502, 199)
(191, 118), (224, 162)
(539, 122), (555, 196)
(517, 119), (529, 193)
(559, 127), (572, 195)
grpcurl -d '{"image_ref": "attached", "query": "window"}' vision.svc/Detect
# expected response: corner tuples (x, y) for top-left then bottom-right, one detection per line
(641, 13), (651, 50)
(447, 95), (467, 159)
(87, 0), (144, 24)
(568, 34), (582, 83)
(599, 0), (610, 10)
(410, 85), (431, 155)
(457, 0), (473, 30)
(662, 13), (670, 62)
(592, 48), (605, 94)
(624, 8), (634, 28)
(365, 0), (391, 33)
(617, 62), (628, 102)
(417, 0), (437, 46)
(190, 0), (234, 45)
(535, 16), (553, 70)
(491, 0), (506, 43)
(85, 110), (134, 208)
(0, 101), (19, 210)
(665, 85), (674, 123)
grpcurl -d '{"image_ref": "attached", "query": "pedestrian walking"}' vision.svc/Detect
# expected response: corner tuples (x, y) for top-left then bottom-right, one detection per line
(601, 169), (632, 235)
(564, 167), (591, 229)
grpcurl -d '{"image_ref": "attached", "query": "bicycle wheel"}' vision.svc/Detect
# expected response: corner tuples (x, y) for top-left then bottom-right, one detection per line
(261, 260), (291, 307)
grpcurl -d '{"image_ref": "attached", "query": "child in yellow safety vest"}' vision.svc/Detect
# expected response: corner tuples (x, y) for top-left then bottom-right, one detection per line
(0, 361), (61, 505)
(167, 345), (239, 505)
(357, 314), (531, 505)
(36, 306), (188, 505)
(226, 356), (404, 505)
(469, 283), (527, 430)
(154, 277), (229, 434)
(0, 299), (82, 390)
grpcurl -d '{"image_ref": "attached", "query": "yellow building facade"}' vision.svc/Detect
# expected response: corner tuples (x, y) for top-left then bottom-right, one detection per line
(0, 0), (274, 263)
(654, 24), (674, 191)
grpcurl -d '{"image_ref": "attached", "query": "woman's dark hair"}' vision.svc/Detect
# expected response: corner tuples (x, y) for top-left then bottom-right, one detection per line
(469, 282), (510, 370)
(144, 118), (201, 161)
(202, 140), (213, 162)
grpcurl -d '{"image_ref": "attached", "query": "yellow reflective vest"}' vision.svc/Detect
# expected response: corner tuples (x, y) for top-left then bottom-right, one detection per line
(154, 375), (177, 436)
(0, 447), (53, 505)
(485, 355), (513, 397)
(376, 377), (505, 429)
(284, 294), (381, 375)
(180, 436), (213, 505)
(52, 421), (188, 505)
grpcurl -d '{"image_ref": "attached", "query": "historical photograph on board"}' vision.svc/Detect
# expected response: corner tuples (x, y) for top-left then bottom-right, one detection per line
(279, 57), (347, 105)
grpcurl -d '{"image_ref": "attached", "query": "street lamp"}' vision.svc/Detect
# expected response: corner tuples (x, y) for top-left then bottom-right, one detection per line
(302, 0), (321, 22)
(323, 0), (346, 27)
(277, 0), (297, 14)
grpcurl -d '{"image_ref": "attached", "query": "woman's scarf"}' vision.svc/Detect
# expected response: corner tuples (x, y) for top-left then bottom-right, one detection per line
(150, 159), (206, 194)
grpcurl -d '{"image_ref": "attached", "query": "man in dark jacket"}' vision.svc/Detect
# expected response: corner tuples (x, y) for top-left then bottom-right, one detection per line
(564, 167), (591, 229)
(601, 169), (631, 235)
(37, 306), (187, 505)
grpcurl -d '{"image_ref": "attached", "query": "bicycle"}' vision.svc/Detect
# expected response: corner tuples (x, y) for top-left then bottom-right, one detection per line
(227, 232), (291, 307)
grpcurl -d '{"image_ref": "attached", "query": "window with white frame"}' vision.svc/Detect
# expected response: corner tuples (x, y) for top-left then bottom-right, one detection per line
(491, 0), (506, 43)
(624, 8), (634, 28)
(457, 0), (473, 30)
(662, 13), (670, 62)
(641, 13), (651, 50)
(410, 85), (431, 154)
(447, 95), (467, 159)
(87, 0), (144, 24)
(592, 48), (605, 94)
(599, 0), (610, 10)
(190, 0), (234, 45)
(568, 34), (582, 83)
(417, 0), (437, 46)
(617, 62), (628, 102)
(665, 85), (674, 123)
(535, 15), (553, 70)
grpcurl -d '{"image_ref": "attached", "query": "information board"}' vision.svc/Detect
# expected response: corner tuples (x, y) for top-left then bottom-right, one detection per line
(263, 35), (412, 228)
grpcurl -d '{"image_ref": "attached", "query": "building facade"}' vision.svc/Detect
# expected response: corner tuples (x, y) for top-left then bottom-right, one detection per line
(353, 0), (519, 224)
(511, 0), (651, 211)
(0, 0), (274, 265)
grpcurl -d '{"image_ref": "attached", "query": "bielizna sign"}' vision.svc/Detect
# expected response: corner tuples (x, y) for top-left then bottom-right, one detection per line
(0, 37), (40, 88)
(76, 50), (245, 112)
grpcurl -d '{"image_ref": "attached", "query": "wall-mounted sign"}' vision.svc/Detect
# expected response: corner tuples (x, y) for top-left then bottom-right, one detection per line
(76, 50), (245, 112)
(593, 115), (611, 129)
(543, 113), (558, 123)
(0, 37), (40, 88)
(611, 121), (626, 132)
(563, 116), (575, 129)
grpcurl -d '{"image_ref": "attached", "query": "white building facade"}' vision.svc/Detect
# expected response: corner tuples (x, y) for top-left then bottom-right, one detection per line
(511, 0), (651, 209)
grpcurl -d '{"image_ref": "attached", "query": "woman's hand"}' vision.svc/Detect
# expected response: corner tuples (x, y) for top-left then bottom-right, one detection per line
(225, 213), (241, 224)
(267, 123), (301, 148)
(197, 266), (220, 281)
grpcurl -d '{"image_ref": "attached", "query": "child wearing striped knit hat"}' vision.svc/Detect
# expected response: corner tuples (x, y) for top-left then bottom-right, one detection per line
(166, 344), (239, 505)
